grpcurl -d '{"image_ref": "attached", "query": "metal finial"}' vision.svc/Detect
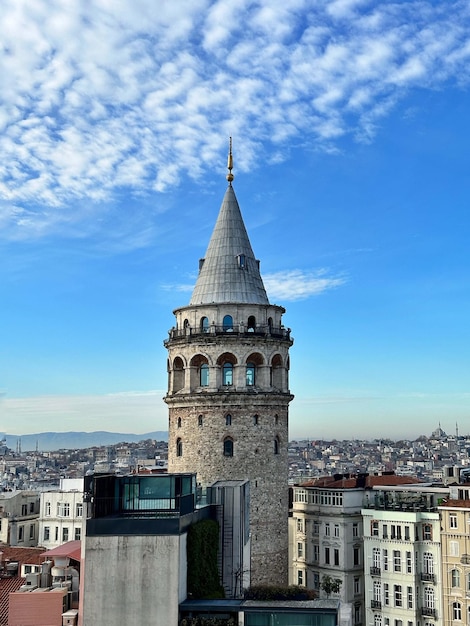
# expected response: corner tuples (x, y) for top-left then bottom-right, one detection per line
(226, 136), (234, 184)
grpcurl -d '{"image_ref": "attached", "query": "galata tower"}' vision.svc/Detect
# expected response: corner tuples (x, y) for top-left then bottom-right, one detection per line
(165, 141), (294, 586)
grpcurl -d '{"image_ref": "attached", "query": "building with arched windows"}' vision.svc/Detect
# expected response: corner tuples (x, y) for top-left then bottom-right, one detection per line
(164, 146), (294, 586)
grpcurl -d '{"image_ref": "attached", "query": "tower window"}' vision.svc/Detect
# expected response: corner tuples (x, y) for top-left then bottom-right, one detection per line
(201, 316), (209, 333)
(200, 363), (209, 386)
(222, 315), (233, 331)
(274, 436), (280, 454)
(253, 414), (259, 425)
(237, 254), (246, 269)
(225, 414), (232, 426)
(223, 362), (233, 385)
(246, 362), (255, 386)
(177, 417), (182, 428)
(247, 315), (256, 331)
(198, 415), (203, 427)
(223, 438), (234, 457)
(176, 438), (183, 457)
(275, 414), (279, 425)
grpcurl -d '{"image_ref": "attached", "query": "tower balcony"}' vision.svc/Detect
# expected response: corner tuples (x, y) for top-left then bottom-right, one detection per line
(165, 324), (292, 346)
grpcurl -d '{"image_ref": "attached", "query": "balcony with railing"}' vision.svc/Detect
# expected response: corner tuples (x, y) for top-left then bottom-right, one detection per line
(371, 600), (382, 610)
(165, 323), (292, 344)
(420, 572), (436, 583)
(421, 607), (437, 619)
(370, 566), (381, 576)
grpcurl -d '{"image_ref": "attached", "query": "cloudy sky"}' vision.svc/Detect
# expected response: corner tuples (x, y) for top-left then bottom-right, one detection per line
(1, 0), (470, 442)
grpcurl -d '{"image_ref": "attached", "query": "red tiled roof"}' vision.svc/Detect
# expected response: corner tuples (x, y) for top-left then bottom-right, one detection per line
(0, 547), (44, 567)
(40, 540), (81, 563)
(439, 499), (470, 509)
(299, 474), (421, 489)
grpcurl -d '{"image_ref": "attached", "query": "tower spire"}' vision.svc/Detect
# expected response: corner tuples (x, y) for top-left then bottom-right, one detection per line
(226, 136), (234, 185)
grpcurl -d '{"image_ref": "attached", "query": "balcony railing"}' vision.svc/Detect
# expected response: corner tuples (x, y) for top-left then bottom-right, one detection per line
(420, 572), (436, 583)
(370, 566), (381, 576)
(421, 608), (436, 618)
(165, 324), (292, 343)
(371, 600), (382, 609)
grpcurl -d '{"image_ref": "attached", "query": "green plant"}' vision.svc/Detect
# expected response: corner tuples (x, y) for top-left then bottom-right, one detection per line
(187, 519), (225, 599)
(320, 575), (342, 598)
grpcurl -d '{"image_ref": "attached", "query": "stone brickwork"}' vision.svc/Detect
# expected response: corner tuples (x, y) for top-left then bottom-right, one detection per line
(165, 302), (293, 586)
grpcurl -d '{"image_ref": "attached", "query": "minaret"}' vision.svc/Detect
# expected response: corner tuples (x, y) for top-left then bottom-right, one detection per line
(164, 140), (294, 586)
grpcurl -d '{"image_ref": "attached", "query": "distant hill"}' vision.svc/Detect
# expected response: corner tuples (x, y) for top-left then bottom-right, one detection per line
(1, 431), (168, 452)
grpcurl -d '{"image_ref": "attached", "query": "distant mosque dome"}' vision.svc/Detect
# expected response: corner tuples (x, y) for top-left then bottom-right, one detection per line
(431, 424), (447, 439)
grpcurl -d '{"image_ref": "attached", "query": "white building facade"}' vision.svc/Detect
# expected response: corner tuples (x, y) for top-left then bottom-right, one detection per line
(362, 485), (448, 626)
(38, 478), (84, 548)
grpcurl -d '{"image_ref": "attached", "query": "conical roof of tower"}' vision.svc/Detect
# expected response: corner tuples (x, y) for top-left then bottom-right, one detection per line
(190, 184), (270, 305)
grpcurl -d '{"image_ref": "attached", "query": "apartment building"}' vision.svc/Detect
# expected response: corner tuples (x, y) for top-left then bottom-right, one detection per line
(38, 479), (84, 549)
(290, 474), (422, 626)
(0, 491), (40, 547)
(362, 484), (448, 626)
(439, 496), (470, 625)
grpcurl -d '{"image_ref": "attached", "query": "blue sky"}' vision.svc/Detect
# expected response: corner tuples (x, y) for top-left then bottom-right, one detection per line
(1, 0), (470, 441)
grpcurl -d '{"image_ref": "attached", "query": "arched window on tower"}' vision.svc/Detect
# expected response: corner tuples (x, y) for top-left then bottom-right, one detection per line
(247, 315), (256, 332)
(200, 363), (209, 387)
(223, 362), (233, 385)
(176, 438), (183, 457)
(177, 417), (182, 428)
(198, 415), (203, 426)
(274, 436), (280, 455)
(222, 315), (233, 331)
(201, 317), (209, 333)
(253, 414), (259, 426)
(246, 362), (255, 386)
(223, 437), (234, 457)
(225, 414), (232, 426)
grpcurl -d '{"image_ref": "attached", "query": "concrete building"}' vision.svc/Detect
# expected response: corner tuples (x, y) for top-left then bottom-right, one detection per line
(38, 479), (84, 549)
(362, 483), (449, 626)
(164, 143), (294, 585)
(0, 491), (39, 547)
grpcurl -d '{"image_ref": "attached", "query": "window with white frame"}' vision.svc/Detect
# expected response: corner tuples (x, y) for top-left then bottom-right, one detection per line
(407, 586), (413, 609)
(450, 541), (460, 557)
(423, 552), (434, 574)
(325, 522), (330, 536)
(297, 542), (304, 558)
(374, 615), (382, 626)
(394, 585), (402, 607)
(45, 502), (51, 516)
(297, 570), (304, 586)
(354, 577), (360, 595)
(424, 586), (434, 609)
(406, 551), (412, 573)
(297, 518), (303, 532)
(371, 520), (379, 536)
(450, 513), (458, 529)
(383, 549), (388, 571)
(313, 521), (319, 535)
(384, 583), (389, 606)
(373, 581), (381, 602)
(57, 502), (70, 517)
(452, 568), (461, 588)
(393, 550), (401, 572)
(452, 602), (461, 620)
(44, 526), (50, 541)
(334, 523), (340, 537)
(62, 527), (69, 542)
(353, 522), (358, 537)
(75, 527), (81, 541)
(76, 502), (83, 517)
(313, 545), (319, 562)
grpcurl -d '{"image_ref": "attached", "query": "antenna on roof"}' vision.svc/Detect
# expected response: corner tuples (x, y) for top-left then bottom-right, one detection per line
(226, 136), (234, 185)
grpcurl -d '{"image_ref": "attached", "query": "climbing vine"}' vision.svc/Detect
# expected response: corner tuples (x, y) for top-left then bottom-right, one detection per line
(187, 519), (225, 599)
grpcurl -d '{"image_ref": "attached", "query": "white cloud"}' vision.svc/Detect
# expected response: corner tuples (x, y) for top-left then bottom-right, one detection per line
(1, 0), (470, 237)
(264, 269), (346, 302)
